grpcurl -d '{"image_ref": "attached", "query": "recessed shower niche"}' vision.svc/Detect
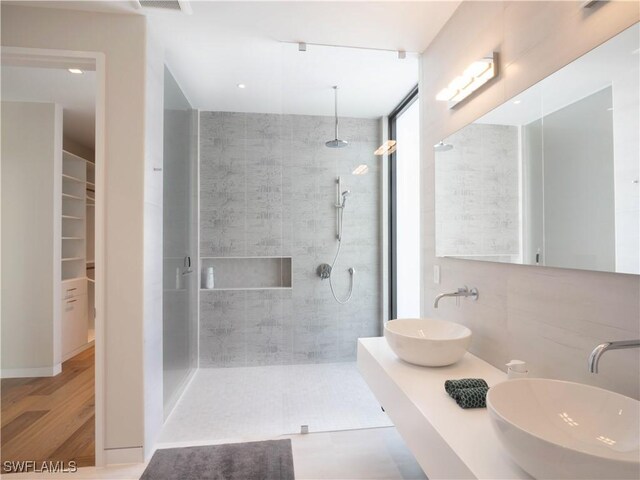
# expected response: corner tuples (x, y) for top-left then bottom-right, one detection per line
(200, 257), (292, 290)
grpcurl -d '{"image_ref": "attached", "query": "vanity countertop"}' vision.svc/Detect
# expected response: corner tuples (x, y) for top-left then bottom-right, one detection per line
(357, 337), (531, 480)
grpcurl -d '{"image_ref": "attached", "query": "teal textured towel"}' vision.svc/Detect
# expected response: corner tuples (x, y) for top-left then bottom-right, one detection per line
(453, 386), (489, 409)
(444, 378), (488, 397)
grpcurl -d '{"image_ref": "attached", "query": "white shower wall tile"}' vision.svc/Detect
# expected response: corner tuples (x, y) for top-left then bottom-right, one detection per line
(199, 111), (381, 367)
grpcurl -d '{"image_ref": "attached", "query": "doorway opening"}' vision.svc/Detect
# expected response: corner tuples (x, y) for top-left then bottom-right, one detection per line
(1, 48), (105, 468)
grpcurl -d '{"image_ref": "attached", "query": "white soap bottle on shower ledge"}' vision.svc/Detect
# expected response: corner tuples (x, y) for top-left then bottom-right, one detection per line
(204, 266), (215, 290)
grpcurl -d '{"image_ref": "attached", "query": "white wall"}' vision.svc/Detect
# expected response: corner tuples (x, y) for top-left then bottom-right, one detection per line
(143, 21), (165, 460)
(421, 1), (640, 399)
(1, 101), (62, 377)
(1, 5), (164, 459)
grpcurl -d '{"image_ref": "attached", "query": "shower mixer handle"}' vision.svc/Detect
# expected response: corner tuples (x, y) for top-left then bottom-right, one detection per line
(317, 263), (332, 280)
(316, 264), (355, 280)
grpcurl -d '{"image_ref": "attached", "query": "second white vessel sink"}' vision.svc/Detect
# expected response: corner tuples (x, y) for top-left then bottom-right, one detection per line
(487, 378), (640, 480)
(384, 318), (471, 366)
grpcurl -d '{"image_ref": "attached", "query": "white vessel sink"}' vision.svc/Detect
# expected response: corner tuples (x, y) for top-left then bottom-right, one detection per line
(487, 378), (640, 480)
(384, 318), (471, 366)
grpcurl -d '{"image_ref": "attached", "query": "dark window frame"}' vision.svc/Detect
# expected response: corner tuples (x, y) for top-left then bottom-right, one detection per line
(388, 85), (419, 321)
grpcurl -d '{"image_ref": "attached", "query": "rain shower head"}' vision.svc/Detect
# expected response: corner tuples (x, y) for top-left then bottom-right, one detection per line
(433, 140), (453, 152)
(326, 139), (349, 148)
(326, 86), (348, 148)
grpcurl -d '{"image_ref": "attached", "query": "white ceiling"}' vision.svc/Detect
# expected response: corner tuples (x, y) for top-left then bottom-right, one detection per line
(164, 41), (420, 118)
(476, 23), (639, 127)
(1, 66), (96, 148)
(150, 1), (460, 117)
(5, 1), (460, 118)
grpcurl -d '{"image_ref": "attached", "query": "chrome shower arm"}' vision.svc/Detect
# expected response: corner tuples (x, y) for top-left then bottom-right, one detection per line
(336, 177), (342, 240)
(333, 85), (339, 140)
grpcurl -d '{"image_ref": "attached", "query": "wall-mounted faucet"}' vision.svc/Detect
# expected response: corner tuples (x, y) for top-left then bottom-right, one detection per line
(588, 339), (640, 373)
(434, 286), (479, 308)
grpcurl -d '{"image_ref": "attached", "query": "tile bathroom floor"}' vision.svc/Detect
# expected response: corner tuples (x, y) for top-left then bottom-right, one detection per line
(2, 427), (426, 480)
(158, 362), (393, 445)
(4, 362), (424, 479)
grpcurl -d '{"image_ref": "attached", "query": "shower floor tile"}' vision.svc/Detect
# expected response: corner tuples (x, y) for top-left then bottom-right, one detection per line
(158, 362), (392, 445)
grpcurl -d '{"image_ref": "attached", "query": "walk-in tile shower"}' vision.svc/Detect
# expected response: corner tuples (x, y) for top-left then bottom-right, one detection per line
(159, 109), (390, 443)
(157, 36), (420, 442)
(199, 112), (382, 367)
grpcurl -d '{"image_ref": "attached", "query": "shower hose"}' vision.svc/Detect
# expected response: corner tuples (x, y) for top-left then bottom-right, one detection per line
(329, 205), (354, 304)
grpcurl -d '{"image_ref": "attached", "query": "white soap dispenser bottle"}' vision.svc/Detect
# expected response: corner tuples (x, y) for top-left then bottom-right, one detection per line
(205, 266), (215, 290)
(506, 360), (529, 379)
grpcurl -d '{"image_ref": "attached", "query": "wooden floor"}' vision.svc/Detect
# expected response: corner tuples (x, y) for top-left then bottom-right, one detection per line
(1, 347), (95, 467)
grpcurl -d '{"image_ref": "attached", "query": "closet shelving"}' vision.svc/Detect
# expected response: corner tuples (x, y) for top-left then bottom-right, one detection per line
(62, 151), (87, 281)
(85, 160), (96, 344)
(60, 150), (96, 359)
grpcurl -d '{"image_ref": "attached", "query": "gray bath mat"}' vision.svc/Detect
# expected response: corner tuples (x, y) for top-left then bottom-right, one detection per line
(140, 439), (295, 480)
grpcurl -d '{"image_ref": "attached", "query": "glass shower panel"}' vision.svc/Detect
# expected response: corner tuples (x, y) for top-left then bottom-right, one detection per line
(163, 66), (198, 417)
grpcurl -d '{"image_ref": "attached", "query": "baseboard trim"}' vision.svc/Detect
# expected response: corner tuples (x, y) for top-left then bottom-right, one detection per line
(1, 363), (62, 379)
(105, 446), (144, 465)
(62, 339), (95, 362)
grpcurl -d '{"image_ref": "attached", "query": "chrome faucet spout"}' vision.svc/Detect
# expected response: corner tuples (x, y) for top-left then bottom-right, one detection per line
(588, 343), (611, 374)
(434, 292), (457, 308)
(433, 286), (479, 308)
(588, 339), (640, 373)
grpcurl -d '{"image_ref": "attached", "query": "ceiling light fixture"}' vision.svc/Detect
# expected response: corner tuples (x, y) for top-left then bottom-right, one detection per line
(513, 100), (521, 105)
(374, 140), (397, 156)
(237, 83), (246, 89)
(435, 53), (498, 108)
(68, 68), (83, 74)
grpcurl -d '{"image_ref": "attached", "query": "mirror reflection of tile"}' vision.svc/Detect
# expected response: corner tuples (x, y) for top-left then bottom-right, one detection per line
(435, 24), (639, 275)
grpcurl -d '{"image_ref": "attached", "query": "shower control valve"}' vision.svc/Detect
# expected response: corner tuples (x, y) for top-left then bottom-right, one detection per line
(317, 263), (332, 280)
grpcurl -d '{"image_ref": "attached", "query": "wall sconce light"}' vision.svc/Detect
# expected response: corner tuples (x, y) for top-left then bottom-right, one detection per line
(435, 52), (498, 108)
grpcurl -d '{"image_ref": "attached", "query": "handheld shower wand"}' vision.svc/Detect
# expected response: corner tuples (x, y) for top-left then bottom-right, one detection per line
(317, 178), (355, 304)
(340, 190), (351, 208)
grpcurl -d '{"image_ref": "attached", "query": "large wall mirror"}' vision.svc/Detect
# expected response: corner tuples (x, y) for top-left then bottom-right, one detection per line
(435, 23), (639, 275)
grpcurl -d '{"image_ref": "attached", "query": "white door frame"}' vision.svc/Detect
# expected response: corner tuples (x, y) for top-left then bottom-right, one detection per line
(1, 46), (107, 466)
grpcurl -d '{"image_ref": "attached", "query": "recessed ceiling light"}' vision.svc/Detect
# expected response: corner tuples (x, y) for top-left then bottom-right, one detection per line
(237, 83), (246, 89)
(68, 68), (83, 74)
(513, 100), (521, 105)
